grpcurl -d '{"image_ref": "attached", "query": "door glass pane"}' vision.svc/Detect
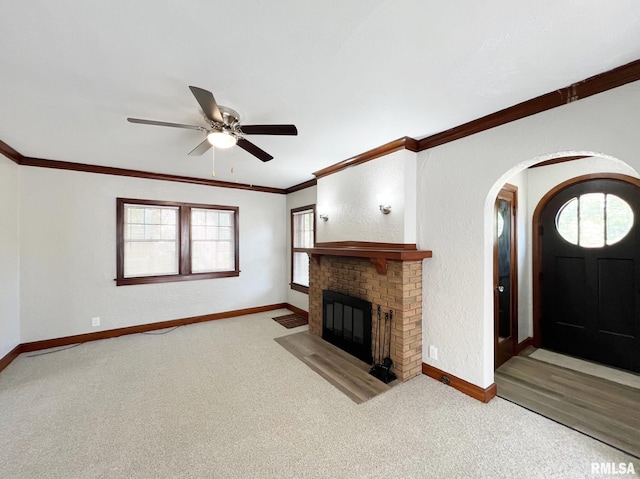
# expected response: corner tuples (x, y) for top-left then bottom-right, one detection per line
(556, 198), (578, 245)
(497, 199), (511, 340)
(606, 194), (634, 245)
(579, 193), (605, 248)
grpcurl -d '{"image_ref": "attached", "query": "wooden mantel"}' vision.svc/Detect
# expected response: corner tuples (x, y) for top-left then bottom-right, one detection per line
(299, 241), (432, 275)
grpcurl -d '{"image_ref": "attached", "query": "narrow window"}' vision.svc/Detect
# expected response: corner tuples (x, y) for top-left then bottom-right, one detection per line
(117, 199), (239, 285)
(291, 205), (315, 293)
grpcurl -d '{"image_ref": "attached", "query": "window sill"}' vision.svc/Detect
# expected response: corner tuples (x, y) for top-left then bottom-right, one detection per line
(290, 283), (309, 294)
(116, 271), (239, 286)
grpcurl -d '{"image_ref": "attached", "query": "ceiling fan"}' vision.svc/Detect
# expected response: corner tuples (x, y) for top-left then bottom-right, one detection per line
(127, 86), (297, 162)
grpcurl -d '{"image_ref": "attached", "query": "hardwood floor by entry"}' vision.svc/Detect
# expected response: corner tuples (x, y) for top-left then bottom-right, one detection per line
(275, 331), (395, 404)
(495, 354), (640, 459)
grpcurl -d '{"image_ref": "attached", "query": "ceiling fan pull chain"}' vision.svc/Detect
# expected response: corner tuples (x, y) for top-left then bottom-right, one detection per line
(211, 148), (215, 178)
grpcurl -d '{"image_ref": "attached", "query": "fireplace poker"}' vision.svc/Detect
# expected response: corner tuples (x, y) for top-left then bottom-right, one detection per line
(381, 311), (389, 366)
(373, 305), (382, 367)
(382, 309), (393, 370)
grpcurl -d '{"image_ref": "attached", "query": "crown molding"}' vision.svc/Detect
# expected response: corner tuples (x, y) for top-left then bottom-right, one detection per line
(0, 140), (26, 164)
(0, 144), (287, 194)
(528, 155), (590, 169)
(285, 178), (317, 194)
(312, 136), (419, 179)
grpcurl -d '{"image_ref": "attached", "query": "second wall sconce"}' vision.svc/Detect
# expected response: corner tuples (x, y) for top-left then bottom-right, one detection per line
(319, 213), (329, 222)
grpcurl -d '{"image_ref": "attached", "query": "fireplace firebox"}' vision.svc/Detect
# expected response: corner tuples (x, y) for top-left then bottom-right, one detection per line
(322, 290), (372, 363)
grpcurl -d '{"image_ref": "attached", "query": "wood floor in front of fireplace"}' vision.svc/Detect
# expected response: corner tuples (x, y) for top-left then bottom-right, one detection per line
(275, 331), (397, 404)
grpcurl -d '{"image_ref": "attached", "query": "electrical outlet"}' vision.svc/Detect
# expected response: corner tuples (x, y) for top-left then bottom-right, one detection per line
(91, 317), (100, 327)
(429, 345), (438, 360)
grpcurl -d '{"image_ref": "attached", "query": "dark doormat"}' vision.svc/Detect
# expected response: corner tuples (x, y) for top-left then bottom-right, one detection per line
(272, 314), (308, 329)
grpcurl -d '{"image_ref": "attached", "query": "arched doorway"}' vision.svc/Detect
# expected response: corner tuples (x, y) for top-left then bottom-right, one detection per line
(532, 173), (640, 373)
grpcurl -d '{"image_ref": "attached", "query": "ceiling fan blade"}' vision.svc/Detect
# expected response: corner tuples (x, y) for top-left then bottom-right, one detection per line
(237, 138), (274, 162)
(127, 118), (206, 131)
(241, 124), (298, 135)
(189, 86), (224, 124)
(188, 138), (213, 156)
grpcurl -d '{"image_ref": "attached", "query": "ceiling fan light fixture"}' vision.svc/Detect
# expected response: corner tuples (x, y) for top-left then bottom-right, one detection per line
(207, 130), (237, 149)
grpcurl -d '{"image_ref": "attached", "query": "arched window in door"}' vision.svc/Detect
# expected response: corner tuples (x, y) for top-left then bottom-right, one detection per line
(555, 193), (633, 247)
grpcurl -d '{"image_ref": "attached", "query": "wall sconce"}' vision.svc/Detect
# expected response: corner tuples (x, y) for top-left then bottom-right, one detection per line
(319, 213), (329, 222)
(377, 192), (391, 214)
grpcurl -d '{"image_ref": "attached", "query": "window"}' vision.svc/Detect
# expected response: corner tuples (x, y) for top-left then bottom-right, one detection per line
(291, 205), (315, 293)
(555, 193), (634, 248)
(117, 198), (239, 285)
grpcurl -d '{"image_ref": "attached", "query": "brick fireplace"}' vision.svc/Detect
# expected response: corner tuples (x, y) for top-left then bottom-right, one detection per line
(301, 242), (432, 382)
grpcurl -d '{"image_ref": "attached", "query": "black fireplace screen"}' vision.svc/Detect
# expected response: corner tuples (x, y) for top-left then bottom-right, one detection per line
(322, 290), (372, 363)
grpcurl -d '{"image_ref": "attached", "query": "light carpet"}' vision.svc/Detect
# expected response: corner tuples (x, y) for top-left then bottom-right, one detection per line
(529, 348), (640, 390)
(0, 309), (637, 478)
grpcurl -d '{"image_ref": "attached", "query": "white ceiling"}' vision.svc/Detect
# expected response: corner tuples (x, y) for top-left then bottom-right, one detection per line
(1, 1), (640, 189)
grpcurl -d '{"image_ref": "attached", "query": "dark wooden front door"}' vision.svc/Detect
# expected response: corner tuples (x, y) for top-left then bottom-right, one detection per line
(540, 178), (640, 373)
(495, 185), (518, 368)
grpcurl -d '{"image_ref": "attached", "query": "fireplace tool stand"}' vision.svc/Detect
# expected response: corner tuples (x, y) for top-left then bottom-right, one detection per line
(370, 306), (397, 383)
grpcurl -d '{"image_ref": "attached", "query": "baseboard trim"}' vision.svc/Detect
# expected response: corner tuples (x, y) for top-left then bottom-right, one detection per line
(20, 303), (288, 353)
(285, 303), (308, 319)
(422, 363), (497, 403)
(517, 337), (533, 354)
(0, 344), (22, 374)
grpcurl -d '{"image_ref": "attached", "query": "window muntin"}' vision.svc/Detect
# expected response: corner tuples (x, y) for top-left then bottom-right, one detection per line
(291, 205), (315, 292)
(555, 193), (633, 248)
(117, 199), (239, 285)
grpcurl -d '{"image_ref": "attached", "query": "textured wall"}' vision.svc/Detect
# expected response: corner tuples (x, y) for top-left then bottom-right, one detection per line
(19, 167), (287, 343)
(0, 157), (21, 358)
(418, 81), (640, 388)
(316, 149), (416, 244)
(285, 185), (317, 312)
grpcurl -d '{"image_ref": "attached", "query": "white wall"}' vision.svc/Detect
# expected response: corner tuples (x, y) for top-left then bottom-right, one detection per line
(418, 80), (640, 389)
(19, 167), (286, 343)
(317, 149), (417, 243)
(285, 185), (317, 312)
(0, 157), (21, 357)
